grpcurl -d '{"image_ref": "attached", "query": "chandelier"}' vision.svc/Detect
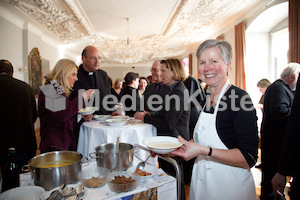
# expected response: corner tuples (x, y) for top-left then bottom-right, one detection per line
(112, 18), (144, 64)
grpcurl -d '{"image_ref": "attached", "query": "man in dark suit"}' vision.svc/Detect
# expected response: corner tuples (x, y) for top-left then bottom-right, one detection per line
(260, 63), (300, 200)
(134, 60), (169, 118)
(71, 46), (112, 115)
(70, 46), (113, 146)
(0, 60), (37, 169)
(272, 76), (300, 200)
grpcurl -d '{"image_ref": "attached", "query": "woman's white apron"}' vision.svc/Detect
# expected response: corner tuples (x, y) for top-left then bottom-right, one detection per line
(189, 81), (256, 200)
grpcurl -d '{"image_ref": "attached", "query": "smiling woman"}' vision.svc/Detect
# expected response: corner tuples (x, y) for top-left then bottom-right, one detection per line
(172, 39), (258, 200)
(38, 59), (94, 153)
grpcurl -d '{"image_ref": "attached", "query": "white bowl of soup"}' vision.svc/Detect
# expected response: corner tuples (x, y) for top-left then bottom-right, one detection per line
(143, 136), (183, 154)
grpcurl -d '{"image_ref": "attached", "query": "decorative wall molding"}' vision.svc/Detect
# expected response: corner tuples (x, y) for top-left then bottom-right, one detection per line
(6, 0), (261, 64)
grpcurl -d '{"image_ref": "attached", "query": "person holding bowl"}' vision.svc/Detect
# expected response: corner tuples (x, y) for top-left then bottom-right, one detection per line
(172, 39), (258, 200)
(135, 58), (190, 200)
(38, 59), (94, 153)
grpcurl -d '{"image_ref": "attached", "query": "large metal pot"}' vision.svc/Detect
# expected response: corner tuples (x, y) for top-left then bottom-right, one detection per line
(90, 143), (134, 170)
(28, 151), (86, 190)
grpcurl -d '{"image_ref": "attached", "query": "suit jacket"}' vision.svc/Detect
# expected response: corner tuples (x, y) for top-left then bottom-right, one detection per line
(71, 64), (112, 114)
(120, 86), (141, 117)
(183, 75), (206, 136)
(144, 81), (190, 140)
(278, 78), (300, 177)
(111, 88), (122, 102)
(143, 82), (169, 114)
(261, 79), (294, 141)
(0, 74), (37, 157)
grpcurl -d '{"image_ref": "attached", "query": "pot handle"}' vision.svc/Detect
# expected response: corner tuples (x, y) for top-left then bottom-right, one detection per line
(21, 164), (31, 173)
(81, 156), (89, 167)
(89, 152), (98, 162)
(133, 145), (140, 155)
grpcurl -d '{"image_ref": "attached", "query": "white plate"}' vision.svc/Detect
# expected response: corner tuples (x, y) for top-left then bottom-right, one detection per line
(105, 119), (128, 127)
(93, 114), (110, 121)
(45, 184), (89, 199)
(143, 136), (183, 154)
(127, 164), (159, 179)
(78, 107), (98, 115)
(0, 186), (45, 200)
(109, 115), (130, 120)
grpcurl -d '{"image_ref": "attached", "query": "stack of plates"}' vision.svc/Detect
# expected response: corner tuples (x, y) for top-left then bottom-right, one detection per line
(0, 186), (45, 200)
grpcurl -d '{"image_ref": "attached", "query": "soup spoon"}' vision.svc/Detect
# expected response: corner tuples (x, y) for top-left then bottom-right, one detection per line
(135, 152), (154, 172)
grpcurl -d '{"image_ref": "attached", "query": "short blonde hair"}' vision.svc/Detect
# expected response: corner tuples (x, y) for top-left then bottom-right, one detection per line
(161, 59), (186, 81)
(257, 78), (271, 88)
(114, 78), (123, 88)
(45, 59), (78, 97)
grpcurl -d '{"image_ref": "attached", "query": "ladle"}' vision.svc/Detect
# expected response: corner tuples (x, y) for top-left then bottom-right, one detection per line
(115, 136), (120, 153)
(135, 152), (154, 172)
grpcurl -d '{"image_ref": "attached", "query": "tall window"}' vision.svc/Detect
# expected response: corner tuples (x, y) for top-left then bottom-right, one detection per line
(271, 28), (289, 78)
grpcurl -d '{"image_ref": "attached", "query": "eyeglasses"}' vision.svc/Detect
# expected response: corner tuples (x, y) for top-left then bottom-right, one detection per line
(85, 56), (101, 61)
(150, 68), (160, 72)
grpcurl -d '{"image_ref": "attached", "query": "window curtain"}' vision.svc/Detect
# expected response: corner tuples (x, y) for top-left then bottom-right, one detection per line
(289, 0), (300, 63)
(234, 21), (246, 90)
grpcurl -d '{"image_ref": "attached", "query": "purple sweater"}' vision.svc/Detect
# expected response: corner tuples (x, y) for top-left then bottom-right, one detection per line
(38, 90), (79, 151)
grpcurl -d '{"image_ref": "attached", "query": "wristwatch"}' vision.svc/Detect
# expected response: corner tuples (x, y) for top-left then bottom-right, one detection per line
(207, 146), (213, 157)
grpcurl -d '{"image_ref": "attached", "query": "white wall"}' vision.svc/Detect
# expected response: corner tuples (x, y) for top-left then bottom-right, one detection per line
(101, 66), (152, 84)
(0, 8), (79, 83)
(0, 16), (25, 82)
(245, 32), (270, 105)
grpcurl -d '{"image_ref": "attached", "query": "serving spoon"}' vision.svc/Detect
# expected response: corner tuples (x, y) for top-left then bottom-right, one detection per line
(135, 152), (154, 172)
(115, 136), (120, 153)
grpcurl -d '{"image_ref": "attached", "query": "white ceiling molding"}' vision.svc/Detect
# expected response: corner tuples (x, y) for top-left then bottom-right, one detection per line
(5, 0), (274, 64)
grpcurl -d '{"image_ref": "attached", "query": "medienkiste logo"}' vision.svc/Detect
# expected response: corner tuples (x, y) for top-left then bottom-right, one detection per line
(39, 80), (66, 112)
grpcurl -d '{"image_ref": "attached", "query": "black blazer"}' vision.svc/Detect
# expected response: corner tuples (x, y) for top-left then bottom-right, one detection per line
(261, 79), (294, 140)
(120, 86), (141, 117)
(278, 78), (300, 177)
(143, 82), (170, 114)
(184, 75), (206, 136)
(0, 74), (37, 157)
(144, 81), (190, 140)
(111, 88), (122, 102)
(70, 64), (112, 114)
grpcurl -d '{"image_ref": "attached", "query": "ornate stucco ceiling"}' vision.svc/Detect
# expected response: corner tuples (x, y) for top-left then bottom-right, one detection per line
(5, 0), (265, 64)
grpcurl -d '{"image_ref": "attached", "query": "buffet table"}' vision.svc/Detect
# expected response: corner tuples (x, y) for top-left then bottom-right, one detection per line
(77, 120), (158, 166)
(20, 161), (177, 200)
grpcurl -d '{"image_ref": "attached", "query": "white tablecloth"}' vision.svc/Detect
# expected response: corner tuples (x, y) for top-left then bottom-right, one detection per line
(20, 161), (177, 200)
(77, 120), (158, 166)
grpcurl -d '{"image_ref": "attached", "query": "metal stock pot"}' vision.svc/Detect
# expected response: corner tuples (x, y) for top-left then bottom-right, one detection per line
(90, 143), (134, 170)
(27, 151), (87, 190)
